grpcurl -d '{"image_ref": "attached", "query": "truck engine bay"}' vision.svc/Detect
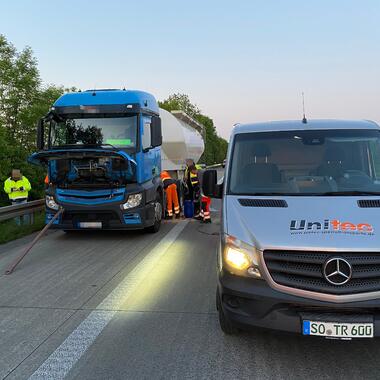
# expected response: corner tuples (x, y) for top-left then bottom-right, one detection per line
(50, 156), (135, 189)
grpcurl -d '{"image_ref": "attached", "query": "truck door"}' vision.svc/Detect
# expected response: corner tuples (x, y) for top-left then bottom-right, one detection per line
(137, 115), (161, 183)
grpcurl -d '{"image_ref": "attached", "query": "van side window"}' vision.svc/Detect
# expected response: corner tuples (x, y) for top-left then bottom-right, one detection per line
(142, 116), (152, 150)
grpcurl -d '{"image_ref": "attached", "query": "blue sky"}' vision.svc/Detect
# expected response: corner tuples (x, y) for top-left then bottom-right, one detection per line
(1, 0), (379, 138)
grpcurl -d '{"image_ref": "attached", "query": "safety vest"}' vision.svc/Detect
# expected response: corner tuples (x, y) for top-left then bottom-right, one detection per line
(160, 171), (171, 181)
(4, 176), (31, 201)
(184, 164), (202, 187)
(160, 171), (176, 189)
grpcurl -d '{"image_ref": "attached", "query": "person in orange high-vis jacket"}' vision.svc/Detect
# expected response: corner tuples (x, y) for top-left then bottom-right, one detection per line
(160, 171), (180, 218)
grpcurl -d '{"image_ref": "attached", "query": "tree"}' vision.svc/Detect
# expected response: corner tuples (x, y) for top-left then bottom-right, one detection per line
(159, 93), (228, 165)
(159, 93), (200, 119)
(0, 35), (65, 206)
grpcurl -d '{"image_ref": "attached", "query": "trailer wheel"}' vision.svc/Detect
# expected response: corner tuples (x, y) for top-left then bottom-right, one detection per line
(146, 192), (162, 233)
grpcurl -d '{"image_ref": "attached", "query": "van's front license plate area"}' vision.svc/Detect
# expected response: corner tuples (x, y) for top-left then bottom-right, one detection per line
(303, 320), (373, 338)
(78, 222), (102, 229)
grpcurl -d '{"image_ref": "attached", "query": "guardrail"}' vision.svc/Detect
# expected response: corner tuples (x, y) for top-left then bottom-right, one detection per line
(0, 199), (45, 222)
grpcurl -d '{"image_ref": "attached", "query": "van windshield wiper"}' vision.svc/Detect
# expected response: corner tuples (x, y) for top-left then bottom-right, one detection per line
(317, 191), (380, 196)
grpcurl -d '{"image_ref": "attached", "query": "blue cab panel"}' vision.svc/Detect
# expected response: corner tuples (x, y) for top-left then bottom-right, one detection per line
(54, 89), (160, 114)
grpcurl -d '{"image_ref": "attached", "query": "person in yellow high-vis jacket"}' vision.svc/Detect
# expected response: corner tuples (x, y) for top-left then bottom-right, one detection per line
(183, 159), (202, 219)
(4, 169), (31, 205)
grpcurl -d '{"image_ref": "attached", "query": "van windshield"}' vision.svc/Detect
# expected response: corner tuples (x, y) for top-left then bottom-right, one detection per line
(228, 129), (380, 196)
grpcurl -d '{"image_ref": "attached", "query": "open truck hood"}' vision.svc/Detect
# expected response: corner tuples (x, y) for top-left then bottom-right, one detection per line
(28, 148), (137, 188)
(226, 195), (379, 251)
(28, 148), (136, 166)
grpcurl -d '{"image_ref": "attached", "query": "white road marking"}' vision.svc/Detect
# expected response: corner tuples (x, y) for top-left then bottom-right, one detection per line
(29, 221), (189, 380)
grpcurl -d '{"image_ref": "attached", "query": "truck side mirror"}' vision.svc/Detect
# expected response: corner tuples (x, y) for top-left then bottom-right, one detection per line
(37, 119), (45, 150)
(151, 116), (162, 147)
(202, 169), (223, 198)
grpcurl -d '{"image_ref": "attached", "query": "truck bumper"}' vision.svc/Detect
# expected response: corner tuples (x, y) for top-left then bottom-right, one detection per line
(219, 270), (380, 336)
(46, 202), (156, 230)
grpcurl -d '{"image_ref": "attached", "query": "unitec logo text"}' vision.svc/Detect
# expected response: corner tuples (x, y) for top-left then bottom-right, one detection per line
(290, 219), (374, 233)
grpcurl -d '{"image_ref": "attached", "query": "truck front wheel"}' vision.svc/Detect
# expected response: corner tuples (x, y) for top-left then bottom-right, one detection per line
(146, 192), (162, 233)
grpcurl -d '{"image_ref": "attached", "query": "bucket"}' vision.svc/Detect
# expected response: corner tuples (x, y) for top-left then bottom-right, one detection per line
(184, 200), (194, 218)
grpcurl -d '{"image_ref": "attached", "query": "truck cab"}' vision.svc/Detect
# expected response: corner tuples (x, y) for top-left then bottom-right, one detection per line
(204, 119), (380, 339)
(30, 89), (164, 232)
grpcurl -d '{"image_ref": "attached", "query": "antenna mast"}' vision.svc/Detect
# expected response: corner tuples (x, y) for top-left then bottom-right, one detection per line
(302, 92), (307, 124)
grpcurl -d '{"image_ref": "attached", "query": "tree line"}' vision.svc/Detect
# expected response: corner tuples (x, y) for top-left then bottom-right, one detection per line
(0, 35), (228, 206)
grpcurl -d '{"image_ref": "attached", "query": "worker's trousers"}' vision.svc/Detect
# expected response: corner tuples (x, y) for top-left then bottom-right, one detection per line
(200, 196), (211, 222)
(11, 199), (29, 225)
(165, 184), (180, 216)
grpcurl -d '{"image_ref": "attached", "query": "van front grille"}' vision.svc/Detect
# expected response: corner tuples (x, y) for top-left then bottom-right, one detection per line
(263, 250), (380, 295)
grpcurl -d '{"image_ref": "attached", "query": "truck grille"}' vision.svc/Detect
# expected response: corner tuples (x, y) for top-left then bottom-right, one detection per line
(263, 250), (380, 295)
(63, 211), (120, 225)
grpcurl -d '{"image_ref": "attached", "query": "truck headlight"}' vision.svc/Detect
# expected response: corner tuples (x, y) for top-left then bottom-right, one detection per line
(223, 234), (262, 278)
(46, 195), (59, 210)
(121, 193), (143, 210)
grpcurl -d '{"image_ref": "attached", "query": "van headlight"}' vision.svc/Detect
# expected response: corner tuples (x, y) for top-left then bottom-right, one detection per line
(46, 195), (59, 210)
(222, 234), (262, 278)
(121, 193), (143, 210)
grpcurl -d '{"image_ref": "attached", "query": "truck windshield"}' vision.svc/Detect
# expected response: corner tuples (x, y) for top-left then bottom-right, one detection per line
(228, 129), (380, 196)
(50, 115), (138, 149)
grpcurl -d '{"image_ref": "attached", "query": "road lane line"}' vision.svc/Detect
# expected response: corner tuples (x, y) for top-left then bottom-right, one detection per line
(29, 221), (189, 380)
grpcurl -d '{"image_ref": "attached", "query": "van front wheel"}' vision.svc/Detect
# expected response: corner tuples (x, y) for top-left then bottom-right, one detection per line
(217, 290), (239, 335)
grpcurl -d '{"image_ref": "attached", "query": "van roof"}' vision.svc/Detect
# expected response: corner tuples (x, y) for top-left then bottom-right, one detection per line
(232, 119), (380, 135)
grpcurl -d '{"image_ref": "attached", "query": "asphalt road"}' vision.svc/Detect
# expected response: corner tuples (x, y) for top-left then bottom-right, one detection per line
(1, 198), (380, 379)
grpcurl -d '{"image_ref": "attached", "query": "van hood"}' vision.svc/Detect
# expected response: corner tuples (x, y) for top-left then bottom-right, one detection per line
(226, 196), (379, 251)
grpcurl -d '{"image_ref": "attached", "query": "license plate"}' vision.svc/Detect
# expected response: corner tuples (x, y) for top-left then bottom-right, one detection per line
(303, 320), (373, 338)
(78, 222), (102, 229)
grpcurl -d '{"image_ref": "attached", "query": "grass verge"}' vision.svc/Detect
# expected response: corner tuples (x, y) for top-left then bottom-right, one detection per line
(0, 211), (45, 245)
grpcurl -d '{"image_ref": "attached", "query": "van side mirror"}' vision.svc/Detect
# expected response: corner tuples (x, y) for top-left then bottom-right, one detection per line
(202, 169), (223, 198)
(151, 116), (162, 147)
(37, 119), (45, 150)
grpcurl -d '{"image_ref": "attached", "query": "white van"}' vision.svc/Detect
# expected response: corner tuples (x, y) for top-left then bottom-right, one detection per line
(203, 119), (380, 339)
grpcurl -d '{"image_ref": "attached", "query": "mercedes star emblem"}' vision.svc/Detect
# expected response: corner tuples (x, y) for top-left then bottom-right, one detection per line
(323, 257), (352, 285)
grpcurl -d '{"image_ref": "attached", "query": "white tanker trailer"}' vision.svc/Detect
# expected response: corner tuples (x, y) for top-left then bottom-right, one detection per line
(160, 108), (205, 178)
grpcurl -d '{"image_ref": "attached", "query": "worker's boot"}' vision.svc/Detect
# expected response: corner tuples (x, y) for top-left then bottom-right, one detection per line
(175, 212), (181, 219)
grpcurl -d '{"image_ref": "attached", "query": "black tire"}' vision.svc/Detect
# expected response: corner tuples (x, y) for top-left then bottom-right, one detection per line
(146, 192), (163, 233)
(216, 289), (239, 335)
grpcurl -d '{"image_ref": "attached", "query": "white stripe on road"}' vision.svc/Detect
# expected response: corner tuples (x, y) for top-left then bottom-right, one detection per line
(29, 221), (189, 380)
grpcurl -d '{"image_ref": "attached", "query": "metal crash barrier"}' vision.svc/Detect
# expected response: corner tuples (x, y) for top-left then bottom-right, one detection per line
(0, 199), (44, 223)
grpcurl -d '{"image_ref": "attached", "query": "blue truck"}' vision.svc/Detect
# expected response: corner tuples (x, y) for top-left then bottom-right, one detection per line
(29, 89), (165, 232)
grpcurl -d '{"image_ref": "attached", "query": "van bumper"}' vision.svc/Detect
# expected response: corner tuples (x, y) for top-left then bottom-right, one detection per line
(219, 270), (380, 336)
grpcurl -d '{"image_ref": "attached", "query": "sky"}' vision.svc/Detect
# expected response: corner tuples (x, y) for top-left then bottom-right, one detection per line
(1, 0), (379, 139)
